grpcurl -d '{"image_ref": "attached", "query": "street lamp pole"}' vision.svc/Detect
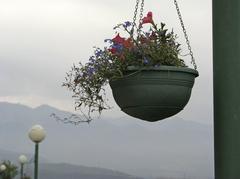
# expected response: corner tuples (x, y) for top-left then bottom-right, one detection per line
(213, 0), (240, 178)
(28, 125), (46, 179)
(20, 163), (23, 179)
(34, 143), (39, 179)
(19, 155), (27, 179)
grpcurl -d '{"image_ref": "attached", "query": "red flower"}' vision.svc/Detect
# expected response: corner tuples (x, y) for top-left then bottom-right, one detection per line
(147, 11), (153, 18)
(112, 33), (125, 44)
(123, 38), (134, 49)
(109, 48), (117, 54)
(141, 11), (154, 25)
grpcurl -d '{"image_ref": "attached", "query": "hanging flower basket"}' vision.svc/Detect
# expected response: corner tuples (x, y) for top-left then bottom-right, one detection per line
(63, 7), (199, 123)
(110, 66), (198, 122)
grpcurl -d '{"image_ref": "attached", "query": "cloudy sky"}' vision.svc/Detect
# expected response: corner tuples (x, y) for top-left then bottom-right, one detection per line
(0, 0), (212, 124)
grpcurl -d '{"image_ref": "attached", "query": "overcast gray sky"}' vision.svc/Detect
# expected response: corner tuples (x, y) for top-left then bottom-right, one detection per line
(0, 0), (212, 124)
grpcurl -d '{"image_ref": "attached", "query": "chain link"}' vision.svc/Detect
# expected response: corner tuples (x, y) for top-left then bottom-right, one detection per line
(174, 0), (197, 70)
(131, 0), (145, 37)
(131, 0), (196, 69)
(137, 0), (145, 35)
(131, 0), (140, 37)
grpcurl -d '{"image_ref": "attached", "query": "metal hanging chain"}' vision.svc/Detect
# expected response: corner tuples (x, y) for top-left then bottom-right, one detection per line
(131, 0), (145, 37)
(131, 0), (140, 37)
(174, 0), (197, 70)
(131, 0), (196, 69)
(137, 0), (145, 35)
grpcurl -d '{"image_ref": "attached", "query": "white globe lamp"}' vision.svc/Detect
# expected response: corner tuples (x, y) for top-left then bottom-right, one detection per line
(19, 155), (28, 179)
(28, 124), (46, 179)
(0, 164), (6, 171)
(19, 155), (28, 164)
(28, 125), (46, 143)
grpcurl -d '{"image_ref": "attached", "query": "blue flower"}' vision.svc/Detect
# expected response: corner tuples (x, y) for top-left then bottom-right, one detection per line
(87, 67), (95, 76)
(95, 49), (103, 58)
(112, 44), (123, 52)
(123, 21), (132, 28)
(143, 57), (150, 64)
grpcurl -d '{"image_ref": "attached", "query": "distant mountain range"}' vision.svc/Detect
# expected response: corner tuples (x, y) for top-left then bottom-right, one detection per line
(0, 148), (142, 179)
(0, 102), (214, 179)
(0, 149), (142, 179)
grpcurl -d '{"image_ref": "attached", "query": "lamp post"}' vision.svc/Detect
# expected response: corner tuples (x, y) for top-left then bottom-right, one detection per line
(28, 125), (46, 179)
(213, 0), (240, 178)
(19, 155), (27, 179)
(0, 164), (6, 179)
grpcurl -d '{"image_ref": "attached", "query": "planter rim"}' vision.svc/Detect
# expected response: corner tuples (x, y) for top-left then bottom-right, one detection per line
(126, 65), (199, 77)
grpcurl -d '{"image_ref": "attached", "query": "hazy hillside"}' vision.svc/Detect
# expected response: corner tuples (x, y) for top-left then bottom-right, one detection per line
(0, 148), (25, 162)
(0, 102), (214, 179)
(38, 163), (142, 179)
(0, 149), (142, 179)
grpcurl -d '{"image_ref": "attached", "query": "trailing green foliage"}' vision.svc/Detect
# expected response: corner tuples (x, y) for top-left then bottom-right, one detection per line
(63, 12), (186, 122)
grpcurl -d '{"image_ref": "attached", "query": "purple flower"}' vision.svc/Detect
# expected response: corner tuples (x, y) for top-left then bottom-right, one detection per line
(123, 21), (132, 28)
(143, 57), (149, 64)
(87, 67), (95, 76)
(112, 44), (123, 52)
(95, 49), (103, 58)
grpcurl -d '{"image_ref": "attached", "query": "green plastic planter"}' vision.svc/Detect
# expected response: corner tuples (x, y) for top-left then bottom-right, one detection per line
(109, 66), (199, 122)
